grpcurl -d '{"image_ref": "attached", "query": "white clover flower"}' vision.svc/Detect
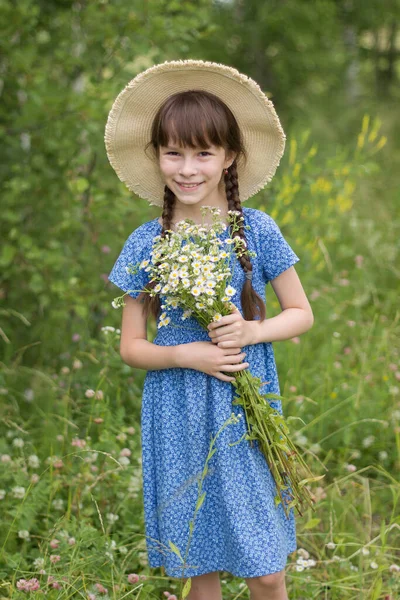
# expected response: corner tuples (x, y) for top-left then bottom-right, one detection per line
(118, 456), (130, 466)
(18, 530), (30, 541)
(370, 561), (378, 569)
(33, 557), (45, 569)
(326, 542), (336, 550)
(24, 389), (35, 401)
(12, 438), (24, 448)
(362, 435), (375, 448)
(389, 564), (400, 572)
(28, 455), (40, 468)
(12, 486), (26, 499)
(361, 547), (370, 555)
(0, 489), (6, 500)
(378, 450), (388, 461)
(106, 513), (119, 524)
(52, 498), (64, 510)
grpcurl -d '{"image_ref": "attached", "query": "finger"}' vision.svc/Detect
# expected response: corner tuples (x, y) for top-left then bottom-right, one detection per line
(218, 341), (240, 349)
(219, 352), (246, 365)
(222, 347), (242, 355)
(216, 373), (236, 382)
(222, 362), (249, 372)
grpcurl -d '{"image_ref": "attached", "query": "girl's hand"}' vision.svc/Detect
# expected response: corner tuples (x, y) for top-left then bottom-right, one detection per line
(207, 308), (255, 348)
(176, 341), (249, 383)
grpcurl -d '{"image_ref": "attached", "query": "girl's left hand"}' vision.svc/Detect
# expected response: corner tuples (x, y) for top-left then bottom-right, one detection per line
(207, 308), (255, 348)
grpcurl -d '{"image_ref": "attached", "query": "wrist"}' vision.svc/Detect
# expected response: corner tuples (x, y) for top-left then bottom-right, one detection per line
(248, 320), (261, 345)
(173, 344), (187, 369)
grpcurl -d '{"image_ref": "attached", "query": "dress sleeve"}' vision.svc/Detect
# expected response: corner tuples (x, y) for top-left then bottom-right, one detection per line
(257, 212), (300, 284)
(108, 228), (151, 299)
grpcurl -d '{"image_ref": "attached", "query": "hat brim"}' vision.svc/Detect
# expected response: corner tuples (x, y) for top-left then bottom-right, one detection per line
(104, 60), (286, 206)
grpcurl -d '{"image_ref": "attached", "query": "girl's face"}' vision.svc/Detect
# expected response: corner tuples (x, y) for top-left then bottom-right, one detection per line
(158, 142), (234, 213)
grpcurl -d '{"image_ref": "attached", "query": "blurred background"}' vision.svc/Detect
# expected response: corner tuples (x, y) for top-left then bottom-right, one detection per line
(0, 1), (399, 598)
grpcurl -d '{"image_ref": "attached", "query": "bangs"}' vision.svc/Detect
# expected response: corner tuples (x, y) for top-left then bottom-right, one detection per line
(154, 91), (231, 150)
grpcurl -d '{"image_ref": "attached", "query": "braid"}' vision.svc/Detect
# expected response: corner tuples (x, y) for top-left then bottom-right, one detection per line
(225, 161), (266, 322)
(138, 185), (176, 321)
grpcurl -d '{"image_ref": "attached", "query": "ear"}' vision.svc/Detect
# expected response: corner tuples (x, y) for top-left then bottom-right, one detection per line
(224, 150), (237, 168)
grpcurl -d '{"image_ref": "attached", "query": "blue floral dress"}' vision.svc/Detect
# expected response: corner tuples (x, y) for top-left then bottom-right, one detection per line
(108, 206), (300, 579)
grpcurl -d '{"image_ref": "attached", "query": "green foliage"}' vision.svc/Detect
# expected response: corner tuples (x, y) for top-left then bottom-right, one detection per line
(1, 1), (400, 598)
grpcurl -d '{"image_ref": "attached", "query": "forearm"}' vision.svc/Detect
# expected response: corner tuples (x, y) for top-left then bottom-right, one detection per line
(120, 338), (181, 371)
(249, 308), (314, 344)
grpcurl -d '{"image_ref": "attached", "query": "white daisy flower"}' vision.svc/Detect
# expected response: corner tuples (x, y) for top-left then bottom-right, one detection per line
(205, 289), (215, 296)
(225, 286), (236, 297)
(205, 279), (217, 288)
(191, 287), (201, 297)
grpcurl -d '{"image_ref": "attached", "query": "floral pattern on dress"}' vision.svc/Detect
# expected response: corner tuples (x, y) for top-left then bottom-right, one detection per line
(108, 207), (300, 578)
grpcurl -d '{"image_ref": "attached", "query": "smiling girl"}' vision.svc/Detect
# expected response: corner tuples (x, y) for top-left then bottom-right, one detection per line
(105, 60), (314, 600)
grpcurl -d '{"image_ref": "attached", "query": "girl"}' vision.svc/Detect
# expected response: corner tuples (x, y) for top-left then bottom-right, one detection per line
(105, 60), (314, 600)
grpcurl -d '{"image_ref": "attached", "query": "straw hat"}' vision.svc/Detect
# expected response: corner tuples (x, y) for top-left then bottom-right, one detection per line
(104, 59), (286, 207)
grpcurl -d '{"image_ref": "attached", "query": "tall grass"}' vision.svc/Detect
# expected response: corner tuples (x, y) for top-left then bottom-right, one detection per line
(0, 116), (399, 599)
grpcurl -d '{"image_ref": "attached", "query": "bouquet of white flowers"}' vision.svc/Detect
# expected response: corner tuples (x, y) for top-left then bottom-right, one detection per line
(112, 206), (324, 518)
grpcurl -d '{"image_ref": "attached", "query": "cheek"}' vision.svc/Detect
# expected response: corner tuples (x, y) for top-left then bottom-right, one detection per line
(159, 160), (175, 178)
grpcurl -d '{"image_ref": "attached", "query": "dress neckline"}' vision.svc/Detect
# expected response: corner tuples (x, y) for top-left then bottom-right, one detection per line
(154, 207), (248, 236)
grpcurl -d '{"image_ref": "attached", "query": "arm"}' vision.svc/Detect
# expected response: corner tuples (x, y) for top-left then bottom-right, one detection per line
(119, 295), (181, 370)
(248, 266), (314, 345)
(119, 296), (248, 381)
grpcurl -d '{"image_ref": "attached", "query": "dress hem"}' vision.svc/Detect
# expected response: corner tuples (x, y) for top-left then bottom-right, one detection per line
(147, 545), (297, 579)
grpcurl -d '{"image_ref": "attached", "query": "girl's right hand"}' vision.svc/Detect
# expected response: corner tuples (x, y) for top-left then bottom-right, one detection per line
(176, 341), (249, 383)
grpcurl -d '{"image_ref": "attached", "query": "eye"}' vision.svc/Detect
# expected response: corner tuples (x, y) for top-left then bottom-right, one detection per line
(199, 151), (212, 156)
(166, 151), (180, 156)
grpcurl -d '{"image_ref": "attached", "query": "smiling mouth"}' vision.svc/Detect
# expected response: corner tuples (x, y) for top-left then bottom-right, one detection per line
(175, 181), (203, 188)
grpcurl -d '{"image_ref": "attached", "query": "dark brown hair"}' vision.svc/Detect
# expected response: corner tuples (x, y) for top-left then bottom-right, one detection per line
(139, 90), (266, 323)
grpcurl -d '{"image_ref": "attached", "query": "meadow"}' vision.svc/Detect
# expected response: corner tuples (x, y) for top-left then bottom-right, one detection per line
(0, 110), (399, 600)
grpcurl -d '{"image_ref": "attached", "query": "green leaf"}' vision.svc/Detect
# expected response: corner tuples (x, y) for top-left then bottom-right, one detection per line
(182, 577), (192, 599)
(371, 576), (382, 600)
(0, 244), (16, 267)
(196, 491), (206, 511)
(303, 518), (321, 530)
(168, 540), (183, 561)
(298, 475), (326, 487)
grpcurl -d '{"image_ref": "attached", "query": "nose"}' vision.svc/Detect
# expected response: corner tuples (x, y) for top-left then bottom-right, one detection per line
(179, 157), (197, 178)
